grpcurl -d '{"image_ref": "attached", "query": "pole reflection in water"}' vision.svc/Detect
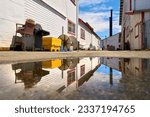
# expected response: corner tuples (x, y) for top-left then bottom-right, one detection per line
(109, 68), (113, 86)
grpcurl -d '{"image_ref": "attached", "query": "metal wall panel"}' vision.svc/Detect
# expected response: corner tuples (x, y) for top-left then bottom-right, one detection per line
(132, 0), (150, 11)
(24, 0), (67, 38)
(0, 0), (24, 47)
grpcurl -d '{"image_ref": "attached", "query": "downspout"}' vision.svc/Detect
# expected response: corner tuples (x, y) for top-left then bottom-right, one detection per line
(141, 12), (144, 49)
(76, 0), (79, 50)
(76, 0), (79, 89)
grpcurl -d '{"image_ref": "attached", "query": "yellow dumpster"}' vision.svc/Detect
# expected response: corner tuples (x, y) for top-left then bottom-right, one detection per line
(42, 37), (61, 51)
(42, 59), (62, 69)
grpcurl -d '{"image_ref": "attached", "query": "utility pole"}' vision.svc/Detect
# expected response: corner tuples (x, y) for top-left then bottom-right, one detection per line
(109, 9), (113, 36)
(109, 9), (113, 86)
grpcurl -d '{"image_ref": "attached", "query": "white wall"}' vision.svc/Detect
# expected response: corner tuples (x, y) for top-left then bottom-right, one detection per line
(66, 0), (77, 37)
(24, 0), (67, 38)
(0, 0), (24, 47)
(78, 22), (92, 50)
(121, 0), (150, 50)
(66, 0), (76, 23)
(0, 0), (77, 48)
(78, 21), (100, 50)
(42, 0), (67, 16)
(92, 34), (100, 50)
(103, 33), (120, 50)
(121, 0), (144, 50)
(77, 58), (92, 80)
(91, 57), (100, 70)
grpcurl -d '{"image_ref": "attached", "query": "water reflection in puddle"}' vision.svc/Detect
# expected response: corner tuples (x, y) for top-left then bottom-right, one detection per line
(0, 57), (150, 100)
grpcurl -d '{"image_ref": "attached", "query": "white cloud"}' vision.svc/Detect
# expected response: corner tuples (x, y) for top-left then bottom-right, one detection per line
(91, 4), (112, 11)
(79, 0), (121, 37)
(79, 0), (108, 6)
(80, 12), (109, 32)
(79, 11), (121, 35)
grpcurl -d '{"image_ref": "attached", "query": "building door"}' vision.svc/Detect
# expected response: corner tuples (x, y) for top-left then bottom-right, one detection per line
(144, 20), (150, 49)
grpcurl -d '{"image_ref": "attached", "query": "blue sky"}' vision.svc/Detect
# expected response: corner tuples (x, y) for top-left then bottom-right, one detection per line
(97, 64), (122, 75)
(79, 0), (121, 39)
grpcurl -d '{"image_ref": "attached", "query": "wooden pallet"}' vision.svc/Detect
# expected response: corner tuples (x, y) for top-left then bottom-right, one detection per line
(0, 47), (10, 51)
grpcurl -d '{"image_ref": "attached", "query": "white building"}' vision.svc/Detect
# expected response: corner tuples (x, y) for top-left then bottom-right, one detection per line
(120, 0), (150, 50)
(0, 0), (77, 49)
(78, 18), (101, 50)
(0, 0), (101, 50)
(102, 33), (121, 50)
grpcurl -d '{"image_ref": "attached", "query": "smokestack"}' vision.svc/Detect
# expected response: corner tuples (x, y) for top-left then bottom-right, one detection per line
(109, 9), (113, 36)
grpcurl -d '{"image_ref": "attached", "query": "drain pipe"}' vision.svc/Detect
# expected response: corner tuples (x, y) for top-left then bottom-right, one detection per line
(76, 0), (79, 51)
(76, 0), (79, 89)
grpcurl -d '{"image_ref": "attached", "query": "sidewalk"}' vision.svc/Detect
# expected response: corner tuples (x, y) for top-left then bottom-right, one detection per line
(0, 51), (150, 64)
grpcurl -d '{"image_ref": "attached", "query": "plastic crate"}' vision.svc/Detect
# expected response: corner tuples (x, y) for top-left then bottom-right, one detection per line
(42, 37), (61, 51)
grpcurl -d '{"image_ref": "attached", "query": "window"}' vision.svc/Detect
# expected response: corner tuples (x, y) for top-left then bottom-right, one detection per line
(135, 24), (139, 38)
(71, 0), (76, 5)
(80, 65), (85, 76)
(68, 20), (75, 35)
(81, 28), (85, 39)
(67, 69), (75, 86)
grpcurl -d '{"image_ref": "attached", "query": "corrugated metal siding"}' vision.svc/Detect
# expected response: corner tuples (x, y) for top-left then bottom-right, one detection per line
(0, 0), (24, 47)
(42, 0), (67, 16)
(24, 0), (66, 37)
(66, 0), (76, 23)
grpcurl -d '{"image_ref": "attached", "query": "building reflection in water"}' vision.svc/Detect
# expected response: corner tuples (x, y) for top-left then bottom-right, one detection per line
(101, 57), (150, 84)
(11, 57), (101, 93)
(0, 57), (149, 99)
(122, 58), (150, 77)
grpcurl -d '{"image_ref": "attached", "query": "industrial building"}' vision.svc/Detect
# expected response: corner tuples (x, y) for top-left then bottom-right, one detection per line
(78, 18), (101, 50)
(119, 0), (150, 50)
(0, 0), (101, 51)
(102, 33), (121, 50)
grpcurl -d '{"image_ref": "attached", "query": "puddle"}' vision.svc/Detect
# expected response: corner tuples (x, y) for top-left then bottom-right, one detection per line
(0, 57), (150, 100)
